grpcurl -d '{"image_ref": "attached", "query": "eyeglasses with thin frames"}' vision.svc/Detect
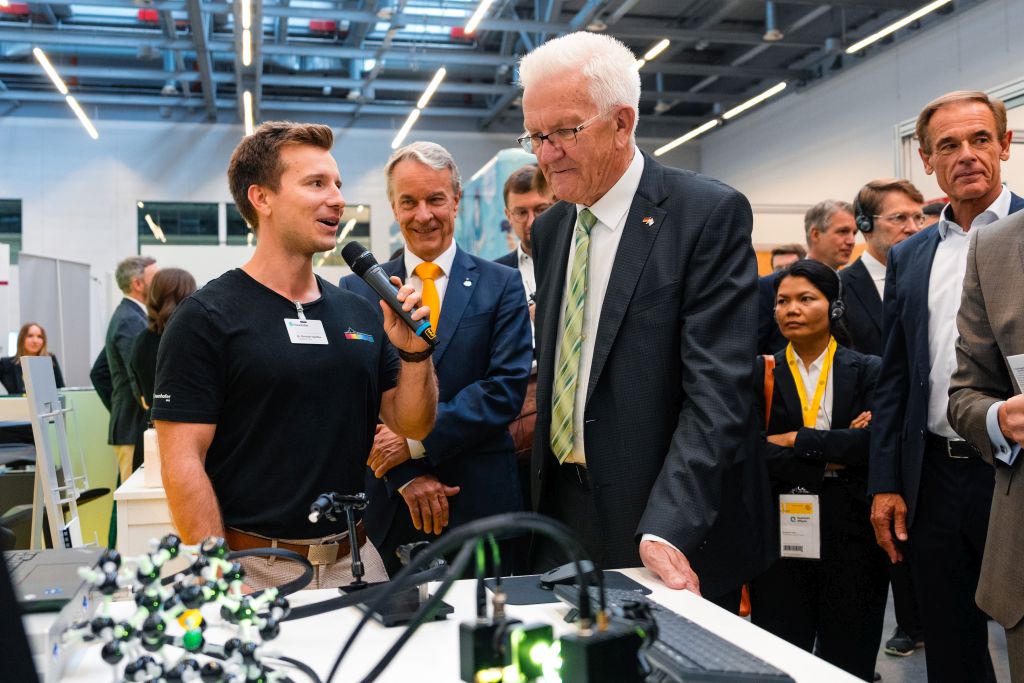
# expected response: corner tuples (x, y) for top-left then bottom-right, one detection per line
(509, 204), (553, 222)
(517, 110), (609, 154)
(874, 212), (927, 227)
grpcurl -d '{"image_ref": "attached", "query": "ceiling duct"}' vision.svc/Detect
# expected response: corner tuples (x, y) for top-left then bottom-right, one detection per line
(763, 1), (783, 42)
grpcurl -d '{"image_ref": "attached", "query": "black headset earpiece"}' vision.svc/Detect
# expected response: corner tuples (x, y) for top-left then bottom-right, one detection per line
(854, 196), (874, 234)
(830, 269), (846, 321)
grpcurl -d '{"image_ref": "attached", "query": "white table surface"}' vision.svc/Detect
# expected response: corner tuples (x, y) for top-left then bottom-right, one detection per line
(29, 567), (857, 682)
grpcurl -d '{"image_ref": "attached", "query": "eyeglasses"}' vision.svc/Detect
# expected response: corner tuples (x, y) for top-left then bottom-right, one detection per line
(509, 204), (553, 222)
(874, 212), (927, 227)
(517, 111), (609, 154)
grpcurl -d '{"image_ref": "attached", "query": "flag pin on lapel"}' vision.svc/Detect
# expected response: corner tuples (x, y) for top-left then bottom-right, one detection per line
(463, 279), (472, 287)
(642, 216), (655, 226)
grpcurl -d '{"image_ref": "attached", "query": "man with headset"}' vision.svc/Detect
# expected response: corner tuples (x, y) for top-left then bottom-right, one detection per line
(843, 179), (927, 659)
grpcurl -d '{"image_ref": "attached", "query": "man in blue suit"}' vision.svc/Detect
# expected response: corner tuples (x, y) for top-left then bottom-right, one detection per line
(340, 142), (532, 575)
(869, 90), (1022, 682)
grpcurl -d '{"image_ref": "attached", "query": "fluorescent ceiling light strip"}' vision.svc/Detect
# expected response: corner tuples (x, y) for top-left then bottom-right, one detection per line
(654, 119), (719, 157)
(845, 0), (952, 54)
(65, 95), (99, 139)
(337, 218), (357, 243)
(241, 0), (251, 29)
(144, 214), (166, 242)
(722, 81), (787, 120)
(417, 67), (447, 110)
(635, 58), (647, 70)
(242, 29), (252, 66)
(470, 155), (498, 182)
(464, 0), (495, 34)
(243, 90), (254, 136)
(33, 47), (68, 95)
(391, 108), (420, 149)
(644, 39), (670, 61)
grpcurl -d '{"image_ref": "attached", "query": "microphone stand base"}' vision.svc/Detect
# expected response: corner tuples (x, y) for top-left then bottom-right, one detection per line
(339, 583), (454, 628)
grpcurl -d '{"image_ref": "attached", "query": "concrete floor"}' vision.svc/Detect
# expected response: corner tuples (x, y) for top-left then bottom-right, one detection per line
(873, 588), (1010, 683)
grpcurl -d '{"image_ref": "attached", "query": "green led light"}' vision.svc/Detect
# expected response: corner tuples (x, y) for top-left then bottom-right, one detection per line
(475, 667), (504, 683)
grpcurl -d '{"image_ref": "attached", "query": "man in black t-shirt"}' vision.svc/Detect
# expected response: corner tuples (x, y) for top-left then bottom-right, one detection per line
(153, 122), (437, 589)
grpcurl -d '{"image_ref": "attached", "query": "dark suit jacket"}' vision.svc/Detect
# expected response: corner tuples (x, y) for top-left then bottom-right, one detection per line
(757, 273), (786, 355)
(531, 151), (771, 599)
(948, 211), (1024, 629)
(90, 348), (113, 410)
(0, 355), (64, 395)
(339, 246), (533, 547)
(869, 192), (1024, 525)
(495, 250), (518, 270)
(756, 346), (880, 521)
(840, 257), (883, 356)
(105, 298), (147, 445)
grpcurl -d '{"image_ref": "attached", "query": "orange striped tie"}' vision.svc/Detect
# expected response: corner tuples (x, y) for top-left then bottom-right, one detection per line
(414, 261), (443, 333)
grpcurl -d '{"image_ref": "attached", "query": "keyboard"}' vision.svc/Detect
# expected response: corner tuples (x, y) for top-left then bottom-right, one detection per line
(4, 550), (38, 573)
(554, 586), (795, 683)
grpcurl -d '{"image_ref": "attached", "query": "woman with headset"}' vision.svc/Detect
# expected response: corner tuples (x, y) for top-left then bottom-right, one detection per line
(749, 259), (888, 682)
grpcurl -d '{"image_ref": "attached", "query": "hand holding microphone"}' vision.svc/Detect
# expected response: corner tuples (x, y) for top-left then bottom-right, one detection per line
(341, 242), (436, 360)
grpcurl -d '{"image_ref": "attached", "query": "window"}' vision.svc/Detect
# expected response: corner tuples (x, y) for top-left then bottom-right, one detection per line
(226, 204), (255, 246)
(137, 201), (218, 245)
(316, 204), (372, 266)
(0, 199), (22, 263)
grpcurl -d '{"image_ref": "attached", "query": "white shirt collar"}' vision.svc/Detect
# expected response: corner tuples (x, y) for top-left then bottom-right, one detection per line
(795, 345), (829, 375)
(861, 250), (887, 282)
(404, 239), (458, 279)
(937, 184), (1011, 238)
(575, 146), (645, 231)
(516, 244), (532, 265)
(125, 296), (147, 314)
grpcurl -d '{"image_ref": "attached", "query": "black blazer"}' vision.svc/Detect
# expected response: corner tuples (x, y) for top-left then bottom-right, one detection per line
(90, 348), (113, 410)
(0, 355), (65, 394)
(531, 151), (772, 599)
(868, 192), (1024, 524)
(756, 346), (880, 507)
(105, 298), (147, 445)
(756, 273), (787, 355)
(495, 250), (518, 269)
(340, 247), (533, 546)
(839, 258), (883, 356)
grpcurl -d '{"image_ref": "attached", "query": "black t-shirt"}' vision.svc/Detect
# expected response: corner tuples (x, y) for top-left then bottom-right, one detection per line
(152, 268), (400, 538)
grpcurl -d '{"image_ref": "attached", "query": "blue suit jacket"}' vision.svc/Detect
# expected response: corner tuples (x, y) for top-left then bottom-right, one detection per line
(339, 247), (532, 546)
(868, 192), (1024, 525)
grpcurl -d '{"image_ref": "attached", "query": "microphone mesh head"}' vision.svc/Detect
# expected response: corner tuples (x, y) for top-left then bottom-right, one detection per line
(341, 241), (376, 276)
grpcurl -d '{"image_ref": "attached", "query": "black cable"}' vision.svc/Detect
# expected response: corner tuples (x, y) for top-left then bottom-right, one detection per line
(326, 512), (598, 683)
(268, 655), (323, 683)
(157, 547), (313, 598)
(358, 541), (476, 683)
(475, 539), (486, 620)
(282, 563), (449, 622)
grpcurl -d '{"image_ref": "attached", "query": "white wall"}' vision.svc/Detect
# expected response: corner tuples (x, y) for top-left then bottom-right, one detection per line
(698, 0), (1024, 245)
(0, 115), (698, 358)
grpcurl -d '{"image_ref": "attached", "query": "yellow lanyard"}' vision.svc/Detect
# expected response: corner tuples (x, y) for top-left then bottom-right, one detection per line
(785, 337), (837, 428)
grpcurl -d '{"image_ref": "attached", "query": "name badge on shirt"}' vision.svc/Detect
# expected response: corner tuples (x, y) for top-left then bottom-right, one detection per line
(779, 493), (820, 560)
(284, 318), (328, 345)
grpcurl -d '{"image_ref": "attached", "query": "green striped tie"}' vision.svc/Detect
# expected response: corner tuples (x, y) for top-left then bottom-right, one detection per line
(551, 208), (597, 464)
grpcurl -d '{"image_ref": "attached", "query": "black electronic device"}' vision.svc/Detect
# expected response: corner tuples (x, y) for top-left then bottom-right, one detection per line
(340, 242), (437, 346)
(555, 586), (796, 683)
(539, 559), (599, 590)
(341, 583), (454, 628)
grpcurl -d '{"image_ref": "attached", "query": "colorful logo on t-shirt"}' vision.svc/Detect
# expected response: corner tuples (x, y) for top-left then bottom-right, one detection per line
(344, 328), (375, 342)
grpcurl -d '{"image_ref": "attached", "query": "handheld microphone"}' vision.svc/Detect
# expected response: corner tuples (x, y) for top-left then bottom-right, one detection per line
(341, 241), (437, 347)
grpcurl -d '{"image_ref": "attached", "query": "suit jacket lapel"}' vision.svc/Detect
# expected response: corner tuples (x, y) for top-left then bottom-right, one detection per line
(537, 206), (576, 405)
(846, 260), (882, 334)
(432, 247), (476, 366)
(830, 347), (857, 429)
(907, 228), (941, 382)
(773, 358), (803, 431)
(585, 154), (667, 405)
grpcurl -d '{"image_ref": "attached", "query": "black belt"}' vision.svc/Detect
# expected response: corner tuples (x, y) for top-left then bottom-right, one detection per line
(555, 461), (590, 489)
(925, 432), (980, 459)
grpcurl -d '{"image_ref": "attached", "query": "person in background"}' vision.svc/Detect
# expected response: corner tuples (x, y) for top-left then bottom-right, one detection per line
(750, 259), (886, 682)
(0, 322), (65, 394)
(496, 163), (555, 324)
(843, 178), (927, 659)
(869, 90), (1022, 682)
(105, 255), (159, 484)
(921, 201), (945, 229)
(758, 202), (856, 355)
(770, 243), (806, 272)
(128, 268), (197, 454)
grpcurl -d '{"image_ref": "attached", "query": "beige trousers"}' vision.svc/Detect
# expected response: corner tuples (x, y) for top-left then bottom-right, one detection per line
(113, 445), (135, 484)
(238, 531), (388, 591)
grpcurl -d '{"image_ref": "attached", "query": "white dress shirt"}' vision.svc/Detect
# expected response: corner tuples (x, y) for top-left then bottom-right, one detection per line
(860, 250), (887, 300)
(515, 245), (536, 299)
(792, 346), (834, 430)
(554, 147), (645, 465)
(127, 296), (147, 315)
(926, 185), (1011, 438)
(402, 240), (458, 462)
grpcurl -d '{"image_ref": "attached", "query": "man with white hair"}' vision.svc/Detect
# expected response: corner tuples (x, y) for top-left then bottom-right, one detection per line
(520, 32), (769, 606)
